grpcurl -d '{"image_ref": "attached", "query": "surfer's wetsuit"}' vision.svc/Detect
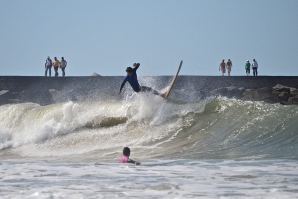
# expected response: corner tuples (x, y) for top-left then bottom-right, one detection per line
(119, 64), (160, 95)
(119, 155), (138, 164)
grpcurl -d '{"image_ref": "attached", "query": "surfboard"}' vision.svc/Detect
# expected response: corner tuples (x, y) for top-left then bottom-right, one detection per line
(163, 60), (183, 99)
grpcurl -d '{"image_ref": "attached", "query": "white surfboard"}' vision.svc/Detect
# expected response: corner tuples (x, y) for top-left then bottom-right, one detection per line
(163, 60), (183, 99)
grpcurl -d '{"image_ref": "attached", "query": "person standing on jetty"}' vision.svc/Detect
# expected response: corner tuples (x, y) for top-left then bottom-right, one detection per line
(45, 56), (52, 77)
(60, 57), (67, 77)
(52, 57), (60, 77)
(118, 63), (165, 97)
(226, 58), (233, 76)
(245, 60), (251, 76)
(252, 59), (258, 76)
(219, 59), (226, 76)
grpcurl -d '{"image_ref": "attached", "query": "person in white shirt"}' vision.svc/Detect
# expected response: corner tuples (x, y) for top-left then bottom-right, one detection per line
(44, 56), (52, 77)
(252, 59), (258, 76)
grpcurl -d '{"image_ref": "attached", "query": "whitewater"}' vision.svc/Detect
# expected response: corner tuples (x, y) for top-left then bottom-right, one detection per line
(1, 91), (298, 198)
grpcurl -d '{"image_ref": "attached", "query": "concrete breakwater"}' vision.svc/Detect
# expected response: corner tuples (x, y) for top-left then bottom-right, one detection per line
(0, 76), (298, 106)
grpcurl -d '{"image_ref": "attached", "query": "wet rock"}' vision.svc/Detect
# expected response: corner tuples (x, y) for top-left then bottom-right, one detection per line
(0, 90), (11, 105)
(0, 90), (19, 99)
(242, 89), (255, 101)
(272, 90), (280, 95)
(271, 84), (298, 105)
(278, 91), (292, 102)
(19, 89), (53, 106)
(257, 87), (279, 102)
(0, 90), (22, 105)
(276, 88), (291, 93)
(226, 86), (245, 99)
(210, 88), (225, 96)
(287, 95), (298, 105)
(242, 87), (279, 103)
(210, 86), (244, 99)
(291, 90), (298, 96)
(273, 84), (296, 92)
(0, 97), (8, 105)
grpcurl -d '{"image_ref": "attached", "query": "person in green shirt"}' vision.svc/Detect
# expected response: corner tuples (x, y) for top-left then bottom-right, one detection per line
(245, 60), (251, 76)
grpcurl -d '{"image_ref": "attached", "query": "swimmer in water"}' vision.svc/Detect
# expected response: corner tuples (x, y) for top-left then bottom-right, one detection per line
(119, 147), (141, 165)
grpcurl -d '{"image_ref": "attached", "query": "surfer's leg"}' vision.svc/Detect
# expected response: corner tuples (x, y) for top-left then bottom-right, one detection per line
(139, 86), (161, 96)
(133, 87), (140, 92)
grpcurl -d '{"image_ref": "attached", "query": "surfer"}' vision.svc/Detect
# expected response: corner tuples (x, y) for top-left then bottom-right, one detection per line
(119, 147), (141, 165)
(118, 63), (165, 98)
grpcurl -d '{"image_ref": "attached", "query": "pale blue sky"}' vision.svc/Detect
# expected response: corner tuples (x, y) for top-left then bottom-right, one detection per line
(0, 0), (298, 76)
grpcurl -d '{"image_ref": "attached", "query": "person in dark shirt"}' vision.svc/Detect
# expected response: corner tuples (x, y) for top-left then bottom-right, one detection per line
(119, 147), (141, 165)
(118, 63), (165, 98)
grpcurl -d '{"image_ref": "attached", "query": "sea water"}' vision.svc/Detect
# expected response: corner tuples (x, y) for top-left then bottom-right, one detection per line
(0, 94), (298, 198)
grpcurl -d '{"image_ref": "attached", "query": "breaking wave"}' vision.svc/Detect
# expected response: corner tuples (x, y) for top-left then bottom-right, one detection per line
(0, 93), (298, 160)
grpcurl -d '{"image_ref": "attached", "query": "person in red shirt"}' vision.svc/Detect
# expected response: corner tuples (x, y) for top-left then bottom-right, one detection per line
(219, 59), (226, 76)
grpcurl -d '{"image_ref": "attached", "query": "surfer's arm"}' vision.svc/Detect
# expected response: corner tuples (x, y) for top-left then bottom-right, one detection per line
(119, 79), (127, 94)
(127, 159), (141, 165)
(133, 63), (140, 69)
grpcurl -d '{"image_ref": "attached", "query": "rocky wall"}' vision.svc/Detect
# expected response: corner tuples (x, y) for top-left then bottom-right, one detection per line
(0, 76), (298, 106)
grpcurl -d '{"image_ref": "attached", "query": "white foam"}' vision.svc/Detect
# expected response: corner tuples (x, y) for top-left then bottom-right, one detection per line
(0, 159), (297, 198)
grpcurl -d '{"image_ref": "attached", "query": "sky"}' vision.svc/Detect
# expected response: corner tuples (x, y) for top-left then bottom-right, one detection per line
(0, 0), (298, 76)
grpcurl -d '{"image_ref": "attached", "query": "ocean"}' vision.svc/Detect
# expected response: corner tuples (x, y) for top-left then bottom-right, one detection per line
(0, 93), (298, 198)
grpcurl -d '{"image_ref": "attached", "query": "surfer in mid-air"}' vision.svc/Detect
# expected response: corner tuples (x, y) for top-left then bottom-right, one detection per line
(118, 63), (166, 98)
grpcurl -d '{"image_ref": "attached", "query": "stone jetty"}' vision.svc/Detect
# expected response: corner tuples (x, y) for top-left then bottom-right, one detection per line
(0, 76), (298, 106)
